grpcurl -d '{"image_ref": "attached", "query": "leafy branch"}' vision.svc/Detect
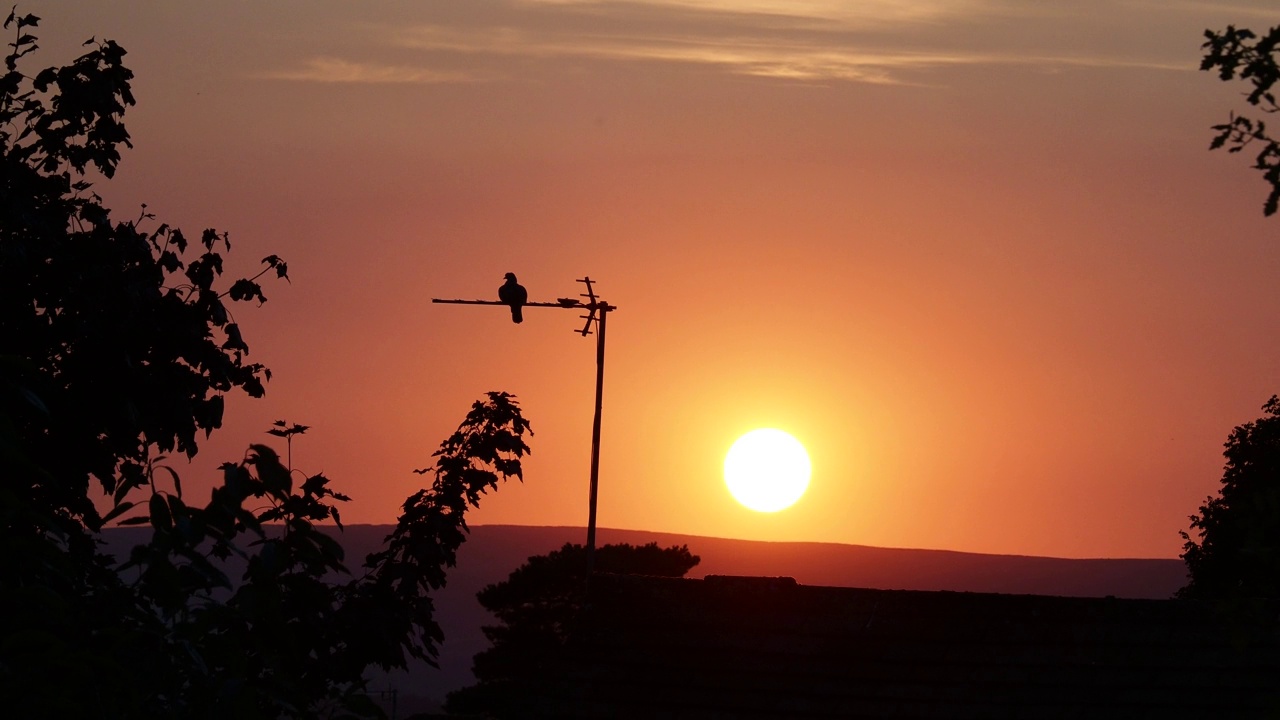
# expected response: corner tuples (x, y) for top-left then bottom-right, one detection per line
(1202, 24), (1280, 216)
(107, 393), (532, 717)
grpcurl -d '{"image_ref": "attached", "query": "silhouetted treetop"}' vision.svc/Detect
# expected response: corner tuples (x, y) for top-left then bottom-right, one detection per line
(1180, 395), (1280, 600)
(479, 541), (700, 618)
(446, 542), (699, 718)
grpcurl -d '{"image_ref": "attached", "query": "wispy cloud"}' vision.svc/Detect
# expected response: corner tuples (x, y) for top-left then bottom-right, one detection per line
(389, 20), (1190, 85)
(515, 0), (981, 24)
(389, 24), (903, 83)
(1171, 0), (1280, 21)
(263, 0), (1204, 87)
(259, 57), (483, 84)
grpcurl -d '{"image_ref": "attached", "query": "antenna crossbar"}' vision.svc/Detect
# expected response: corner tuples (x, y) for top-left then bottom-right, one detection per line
(431, 299), (583, 308)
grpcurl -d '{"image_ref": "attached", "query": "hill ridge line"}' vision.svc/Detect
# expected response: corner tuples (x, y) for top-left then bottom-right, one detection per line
(332, 523), (1183, 563)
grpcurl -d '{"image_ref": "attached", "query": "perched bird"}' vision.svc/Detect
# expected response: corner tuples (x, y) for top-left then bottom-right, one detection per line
(498, 272), (528, 323)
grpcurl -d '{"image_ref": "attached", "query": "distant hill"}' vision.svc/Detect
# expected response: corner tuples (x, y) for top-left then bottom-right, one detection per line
(100, 524), (1187, 713)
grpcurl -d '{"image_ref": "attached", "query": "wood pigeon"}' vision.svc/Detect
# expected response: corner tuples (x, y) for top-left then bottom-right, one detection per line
(499, 272), (527, 323)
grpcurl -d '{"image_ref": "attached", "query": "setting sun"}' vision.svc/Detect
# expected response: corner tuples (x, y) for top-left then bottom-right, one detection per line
(724, 429), (812, 512)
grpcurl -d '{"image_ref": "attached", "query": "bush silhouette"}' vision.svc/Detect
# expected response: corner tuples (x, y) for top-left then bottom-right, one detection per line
(446, 542), (700, 717)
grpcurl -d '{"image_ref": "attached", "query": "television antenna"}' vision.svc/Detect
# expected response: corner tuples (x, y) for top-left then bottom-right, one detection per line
(432, 277), (616, 576)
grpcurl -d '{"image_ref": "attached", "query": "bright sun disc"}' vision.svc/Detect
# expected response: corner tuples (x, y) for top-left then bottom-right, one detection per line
(724, 429), (811, 512)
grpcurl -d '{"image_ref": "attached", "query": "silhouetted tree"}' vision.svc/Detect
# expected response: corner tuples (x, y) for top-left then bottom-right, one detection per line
(0, 11), (534, 718)
(1201, 24), (1280, 215)
(446, 542), (700, 718)
(1179, 396), (1280, 600)
(1, 8), (284, 550)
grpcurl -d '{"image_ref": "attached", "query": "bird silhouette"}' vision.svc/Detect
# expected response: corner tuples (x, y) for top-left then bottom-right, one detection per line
(498, 272), (528, 323)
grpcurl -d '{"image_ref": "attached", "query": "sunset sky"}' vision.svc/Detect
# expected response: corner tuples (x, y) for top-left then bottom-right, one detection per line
(31, 1), (1280, 559)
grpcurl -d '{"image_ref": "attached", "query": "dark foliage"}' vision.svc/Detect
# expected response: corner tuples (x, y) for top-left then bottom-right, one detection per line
(0, 9), (283, 543)
(4, 392), (532, 719)
(446, 542), (700, 717)
(1180, 396), (1280, 600)
(1201, 24), (1280, 216)
(0, 12), (534, 718)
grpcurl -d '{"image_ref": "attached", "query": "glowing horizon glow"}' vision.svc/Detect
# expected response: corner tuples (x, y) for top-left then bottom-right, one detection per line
(724, 429), (812, 513)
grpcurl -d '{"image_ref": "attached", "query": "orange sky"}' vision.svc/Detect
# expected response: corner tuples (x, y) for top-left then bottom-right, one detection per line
(31, 1), (1280, 558)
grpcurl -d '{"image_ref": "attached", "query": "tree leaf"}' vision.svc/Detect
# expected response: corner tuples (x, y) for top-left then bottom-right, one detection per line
(154, 464), (183, 498)
(149, 492), (173, 531)
(101, 500), (136, 525)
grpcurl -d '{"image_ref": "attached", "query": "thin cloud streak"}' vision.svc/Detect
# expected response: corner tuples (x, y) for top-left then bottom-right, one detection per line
(257, 1), (1204, 86)
(1171, 0), (1280, 20)
(390, 23), (1192, 84)
(258, 56), (484, 84)
(517, 0), (985, 24)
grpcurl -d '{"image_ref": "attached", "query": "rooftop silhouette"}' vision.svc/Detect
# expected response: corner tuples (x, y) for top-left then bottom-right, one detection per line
(539, 573), (1280, 718)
